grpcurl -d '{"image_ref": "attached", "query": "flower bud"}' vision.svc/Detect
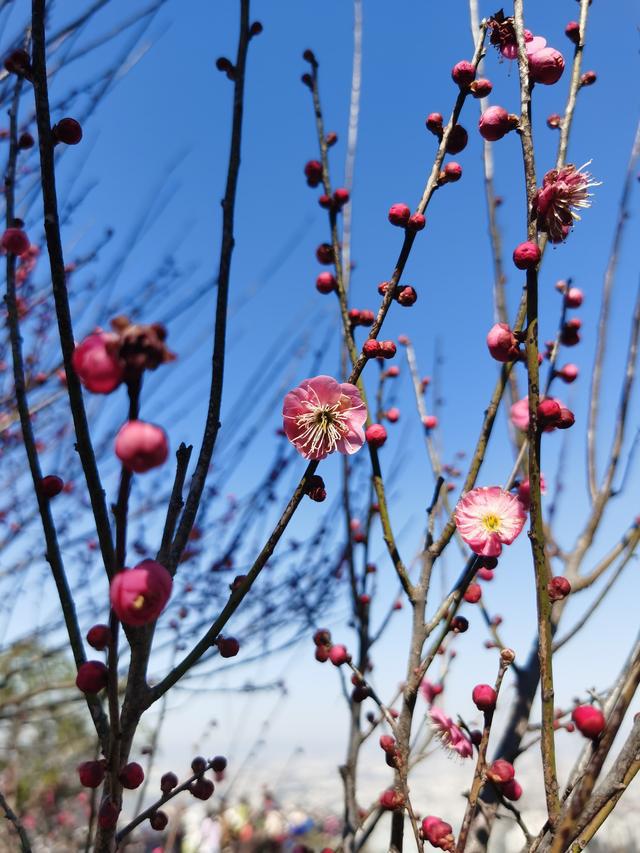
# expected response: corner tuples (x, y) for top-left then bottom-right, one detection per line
(316, 272), (336, 294)
(500, 647), (516, 664)
(451, 616), (469, 634)
(565, 21), (580, 44)
(78, 760), (106, 788)
(379, 735), (396, 753)
(304, 160), (323, 186)
(425, 112), (443, 136)
(38, 475), (64, 499)
(464, 583), (482, 604)
(110, 560), (172, 626)
(86, 624), (111, 651)
(1, 227), (30, 255)
(537, 398), (562, 426)
(407, 213), (426, 231)
(115, 421), (168, 473)
(571, 704), (605, 738)
(479, 106), (517, 142)
(329, 644), (350, 666)
(486, 759), (515, 785)
(548, 576), (571, 601)
(98, 798), (120, 830)
(423, 415), (438, 430)
(388, 203), (411, 227)
(76, 661), (108, 694)
(556, 363), (578, 383)
(451, 60), (476, 88)
(379, 789), (404, 810)
(305, 474), (327, 502)
(52, 118), (83, 145)
(72, 332), (124, 394)
(565, 287), (583, 307)
(470, 78), (492, 98)
(218, 637), (240, 658)
(443, 162), (462, 182)
(472, 684), (497, 712)
(334, 188), (350, 207)
(501, 778), (523, 801)
(445, 125), (468, 154)
(190, 778), (215, 800)
(556, 407), (575, 429)
(396, 285), (417, 306)
(119, 762), (144, 789)
(421, 816), (454, 851)
(366, 423), (387, 448)
(160, 772), (178, 793)
(316, 243), (333, 264)
(150, 811), (168, 831)
(529, 48), (565, 85)
(546, 113), (562, 129)
(580, 70), (597, 86)
(486, 323), (520, 362)
(386, 407), (400, 423)
(513, 241), (541, 270)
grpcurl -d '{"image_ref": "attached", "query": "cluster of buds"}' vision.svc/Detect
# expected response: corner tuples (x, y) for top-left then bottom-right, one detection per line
(362, 339), (396, 359)
(486, 759), (522, 801)
(379, 734), (402, 769)
(377, 280), (418, 307)
(387, 203), (425, 231)
(422, 816), (455, 851)
(319, 188), (350, 211)
(313, 629), (352, 666)
(349, 308), (375, 327)
(537, 398), (575, 431)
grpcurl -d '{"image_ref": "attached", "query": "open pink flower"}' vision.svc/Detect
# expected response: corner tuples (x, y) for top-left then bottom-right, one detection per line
(532, 163), (599, 243)
(283, 375), (366, 460)
(430, 707), (473, 759)
(454, 486), (527, 557)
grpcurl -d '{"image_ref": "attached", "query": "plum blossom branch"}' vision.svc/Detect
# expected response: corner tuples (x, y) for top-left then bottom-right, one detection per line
(0, 789), (32, 853)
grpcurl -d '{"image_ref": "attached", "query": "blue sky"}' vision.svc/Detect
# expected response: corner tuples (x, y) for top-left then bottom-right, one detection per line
(3, 0), (640, 835)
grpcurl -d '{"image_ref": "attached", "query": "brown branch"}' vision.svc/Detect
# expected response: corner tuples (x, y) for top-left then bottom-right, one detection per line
(0, 789), (32, 853)
(513, 0), (560, 826)
(31, 0), (116, 581)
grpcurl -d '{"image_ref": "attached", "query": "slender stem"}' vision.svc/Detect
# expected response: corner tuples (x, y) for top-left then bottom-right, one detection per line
(0, 789), (32, 853)
(170, 0), (252, 566)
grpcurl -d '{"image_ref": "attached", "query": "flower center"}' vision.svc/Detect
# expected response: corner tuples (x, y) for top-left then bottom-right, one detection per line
(482, 513), (502, 532)
(295, 402), (349, 455)
(132, 594), (145, 610)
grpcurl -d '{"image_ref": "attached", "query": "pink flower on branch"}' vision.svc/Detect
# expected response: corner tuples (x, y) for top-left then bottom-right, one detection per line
(429, 707), (473, 759)
(532, 162), (599, 243)
(282, 375), (366, 460)
(454, 487), (526, 557)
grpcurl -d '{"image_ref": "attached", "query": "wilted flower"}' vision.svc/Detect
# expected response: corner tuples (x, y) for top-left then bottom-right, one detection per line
(282, 375), (366, 460)
(532, 163), (599, 243)
(454, 487), (526, 557)
(488, 13), (546, 60)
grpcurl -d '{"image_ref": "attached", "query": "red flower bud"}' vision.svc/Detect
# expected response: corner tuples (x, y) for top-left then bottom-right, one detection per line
(407, 213), (426, 231)
(564, 287), (583, 307)
(76, 661), (108, 694)
(150, 811), (168, 831)
(72, 332), (124, 394)
(470, 78), (493, 98)
(445, 125), (468, 154)
(472, 684), (497, 712)
(329, 644), (350, 666)
(486, 759), (515, 785)
(513, 241), (541, 270)
(425, 113), (444, 136)
(479, 106), (516, 141)
(547, 113), (562, 129)
(304, 160), (323, 186)
(388, 203), (411, 227)
(316, 272), (337, 294)
(366, 423), (387, 448)
(529, 48), (565, 85)
(451, 60), (476, 88)
(1, 227), (30, 255)
(190, 778), (215, 800)
(422, 415), (438, 430)
(443, 162), (462, 182)
(38, 475), (64, 499)
(501, 778), (523, 801)
(421, 816), (454, 851)
(218, 637), (240, 658)
(565, 21), (580, 44)
(386, 407), (400, 423)
(160, 772), (178, 793)
(333, 188), (350, 207)
(580, 70), (597, 86)
(115, 420), (168, 473)
(556, 363), (579, 383)
(87, 624), (111, 651)
(548, 576), (571, 601)
(52, 118), (83, 145)
(486, 323), (519, 362)
(379, 789), (404, 810)
(77, 760), (106, 788)
(98, 798), (120, 830)
(571, 704), (605, 738)
(464, 583), (482, 604)
(316, 243), (334, 264)
(396, 285), (417, 306)
(305, 474), (327, 502)
(119, 762), (144, 789)
(379, 735), (396, 752)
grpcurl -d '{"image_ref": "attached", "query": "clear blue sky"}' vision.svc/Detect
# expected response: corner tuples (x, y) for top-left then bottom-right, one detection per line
(4, 0), (639, 834)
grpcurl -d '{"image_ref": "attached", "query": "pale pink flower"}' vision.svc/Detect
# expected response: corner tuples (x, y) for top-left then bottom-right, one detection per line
(532, 163), (599, 243)
(282, 375), (367, 460)
(454, 486), (527, 557)
(420, 679), (442, 704)
(430, 707), (473, 759)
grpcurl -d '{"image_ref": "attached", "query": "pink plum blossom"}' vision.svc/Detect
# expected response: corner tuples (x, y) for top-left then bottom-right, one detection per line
(429, 707), (473, 759)
(510, 396), (566, 432)
(532, 163), (599, 243)
(454, 487), (527, 557)
(282, 375), (367, 460)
